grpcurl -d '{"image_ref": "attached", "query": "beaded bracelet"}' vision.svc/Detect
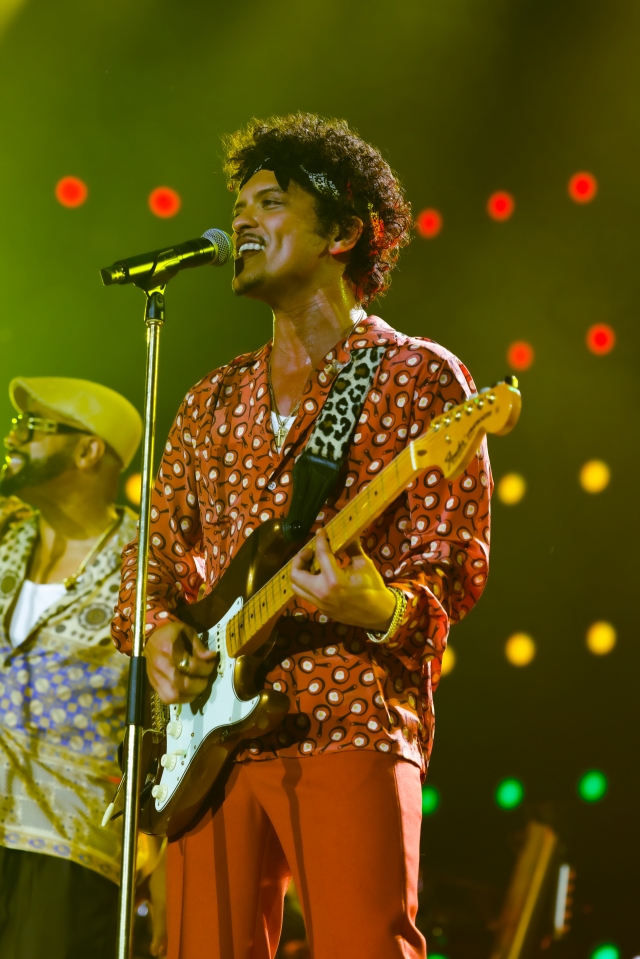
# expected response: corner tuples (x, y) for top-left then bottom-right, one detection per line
(366, 587), (408, 644)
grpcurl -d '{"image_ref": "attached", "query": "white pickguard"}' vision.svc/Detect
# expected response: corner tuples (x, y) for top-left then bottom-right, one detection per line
(152, 596), (260, 811)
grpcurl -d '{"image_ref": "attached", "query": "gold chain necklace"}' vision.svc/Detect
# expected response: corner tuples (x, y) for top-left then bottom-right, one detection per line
(63, 510), (123, 591)
(267, 360), (302, 451)
(267, 313), (366, 450)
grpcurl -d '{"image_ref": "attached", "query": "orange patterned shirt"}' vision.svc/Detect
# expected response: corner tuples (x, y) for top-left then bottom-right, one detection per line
(112, 315), (492, 774)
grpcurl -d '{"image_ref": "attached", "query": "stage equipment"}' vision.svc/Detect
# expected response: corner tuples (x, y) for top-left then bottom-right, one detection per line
(490, 821), (574, 959)
(134, 380), (522, 838)
(100, 228), (231, 287)
(99, 230), (231, 959)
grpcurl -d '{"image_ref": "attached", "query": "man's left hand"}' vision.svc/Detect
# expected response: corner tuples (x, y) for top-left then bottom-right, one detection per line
(290, 528), (397, 632)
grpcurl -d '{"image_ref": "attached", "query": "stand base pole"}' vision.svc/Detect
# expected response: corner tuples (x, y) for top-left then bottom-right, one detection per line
(115, 722), (143, 959)
(115, 288), (165, 959)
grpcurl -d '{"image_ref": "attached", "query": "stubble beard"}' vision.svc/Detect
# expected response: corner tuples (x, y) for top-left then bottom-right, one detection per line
(232, 257), (266, 298)
(232, 274), (263, 297)
(0, 449), (74, 498)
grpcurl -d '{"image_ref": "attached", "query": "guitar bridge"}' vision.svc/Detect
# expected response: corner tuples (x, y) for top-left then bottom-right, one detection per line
(150, 691), (170, 743)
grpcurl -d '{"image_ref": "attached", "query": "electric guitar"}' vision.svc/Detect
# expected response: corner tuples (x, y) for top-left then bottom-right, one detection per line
(137, 378), (522, 837)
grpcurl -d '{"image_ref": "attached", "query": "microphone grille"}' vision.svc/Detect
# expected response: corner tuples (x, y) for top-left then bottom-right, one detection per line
(202, 228), (232, 266)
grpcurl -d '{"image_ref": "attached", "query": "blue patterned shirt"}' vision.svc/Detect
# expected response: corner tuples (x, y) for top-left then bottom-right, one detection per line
(0, 498), (136, 883)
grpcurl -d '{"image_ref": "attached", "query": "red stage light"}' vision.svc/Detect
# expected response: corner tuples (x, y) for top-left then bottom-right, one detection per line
(487, 191), (514, 221)
(507, 341), (534, 371)
(569, 172), (597, 204)
(55, 176), (88, 208)
(586, 323), (615, 355)
(149, 186), (181, 218)
(416, 209), (442, 239)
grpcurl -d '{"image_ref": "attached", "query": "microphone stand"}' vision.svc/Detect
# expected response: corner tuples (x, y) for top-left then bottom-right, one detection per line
(102, 231), (230, 957)
(115, 285), (165, 959)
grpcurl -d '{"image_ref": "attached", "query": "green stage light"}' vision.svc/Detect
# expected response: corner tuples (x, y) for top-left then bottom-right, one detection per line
(495, 778), (524, 809)
(578, 770), (608, 802)
(429, 954), (448, 959)
(590, 944), (619, 959)
(422, 786), (440, 815)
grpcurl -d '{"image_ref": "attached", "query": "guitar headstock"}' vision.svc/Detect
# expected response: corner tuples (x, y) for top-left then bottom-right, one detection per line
(412, 378), (522, 480)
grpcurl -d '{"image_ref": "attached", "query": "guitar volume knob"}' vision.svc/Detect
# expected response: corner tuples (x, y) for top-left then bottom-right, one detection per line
(166, 720), (183, 739)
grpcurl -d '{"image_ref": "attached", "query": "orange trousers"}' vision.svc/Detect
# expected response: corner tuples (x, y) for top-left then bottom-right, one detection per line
(166, 751), (426, 959)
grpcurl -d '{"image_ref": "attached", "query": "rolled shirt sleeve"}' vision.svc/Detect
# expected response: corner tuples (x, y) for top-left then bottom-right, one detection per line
(369, 350), (492, 691)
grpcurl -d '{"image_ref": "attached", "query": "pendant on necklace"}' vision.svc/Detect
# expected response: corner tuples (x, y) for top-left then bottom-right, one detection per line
(275, 425), (287, 450)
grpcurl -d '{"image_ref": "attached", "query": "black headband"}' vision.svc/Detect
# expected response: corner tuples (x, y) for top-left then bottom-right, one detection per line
(240, 157), (341, 200)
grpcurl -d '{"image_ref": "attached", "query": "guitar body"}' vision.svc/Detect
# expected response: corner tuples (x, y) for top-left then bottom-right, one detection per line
(138, 519), (295, 837)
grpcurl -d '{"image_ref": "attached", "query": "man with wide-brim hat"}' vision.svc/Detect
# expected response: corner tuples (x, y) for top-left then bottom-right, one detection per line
(0, 377), (163, 958)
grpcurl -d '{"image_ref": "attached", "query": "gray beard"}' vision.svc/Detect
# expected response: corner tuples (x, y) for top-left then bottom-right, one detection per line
(0, 449), (73, 497)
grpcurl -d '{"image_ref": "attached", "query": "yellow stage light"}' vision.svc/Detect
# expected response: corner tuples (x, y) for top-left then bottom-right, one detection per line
(586, 621), (616, 655)
(505, 633), (536, 666)
(440, 646), (456, 676)
(497, 473), (526, 505)
(579, 460), (610, 493)
(125, 472), (142, 506)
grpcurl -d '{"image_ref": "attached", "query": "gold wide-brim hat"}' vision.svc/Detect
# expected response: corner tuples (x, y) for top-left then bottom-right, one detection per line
(9, 376), (143, 471)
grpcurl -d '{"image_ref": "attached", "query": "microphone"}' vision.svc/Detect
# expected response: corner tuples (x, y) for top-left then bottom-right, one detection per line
(100, 228), (232, 288)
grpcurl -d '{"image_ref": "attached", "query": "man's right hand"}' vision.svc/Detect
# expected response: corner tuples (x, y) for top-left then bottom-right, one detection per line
(144, 621), (217, 704)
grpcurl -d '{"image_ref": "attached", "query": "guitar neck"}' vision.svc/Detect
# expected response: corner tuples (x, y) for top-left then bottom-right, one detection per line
(226, 441), (421, 657)
(224, 379), (522, 657)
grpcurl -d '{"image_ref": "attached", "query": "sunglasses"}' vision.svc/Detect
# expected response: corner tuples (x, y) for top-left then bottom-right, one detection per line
(5, 413), (90, 448)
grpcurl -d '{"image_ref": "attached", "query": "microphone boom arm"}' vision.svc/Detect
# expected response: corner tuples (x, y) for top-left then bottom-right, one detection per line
(100, 229), (232, 290)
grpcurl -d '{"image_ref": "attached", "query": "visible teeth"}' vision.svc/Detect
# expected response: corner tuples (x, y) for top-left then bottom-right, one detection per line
(239, 242), (263, 253)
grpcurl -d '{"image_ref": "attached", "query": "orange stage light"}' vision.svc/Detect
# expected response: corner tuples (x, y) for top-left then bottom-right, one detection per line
(586, 323), (615, 355)
(507, 341), (534, 371)
(487, 191), (514, 221)
(55, 176), (88, 208)
(416, 208), (442, 238)
(149, 186), (181, 218)
(568, 171), (597, 203)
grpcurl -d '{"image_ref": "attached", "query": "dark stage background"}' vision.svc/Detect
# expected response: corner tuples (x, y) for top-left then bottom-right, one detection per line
(0, 1), (638, 956)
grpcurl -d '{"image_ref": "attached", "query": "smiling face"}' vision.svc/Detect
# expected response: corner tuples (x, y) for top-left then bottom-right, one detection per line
(231, 169), (338, 304)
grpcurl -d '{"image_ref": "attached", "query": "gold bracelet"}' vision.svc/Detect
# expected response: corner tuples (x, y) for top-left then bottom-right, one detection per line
(366, 587), (408, 644)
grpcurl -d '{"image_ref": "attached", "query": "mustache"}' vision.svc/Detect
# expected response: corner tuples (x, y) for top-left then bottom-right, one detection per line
(0, 448), (72, 496)
(233, 233), (264, 255)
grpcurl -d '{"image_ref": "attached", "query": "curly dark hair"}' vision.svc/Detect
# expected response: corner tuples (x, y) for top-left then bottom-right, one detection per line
(221, 113), (412, 306)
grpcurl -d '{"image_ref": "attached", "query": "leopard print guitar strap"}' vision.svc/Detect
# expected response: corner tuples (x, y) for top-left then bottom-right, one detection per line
(282, 346), (386, 543)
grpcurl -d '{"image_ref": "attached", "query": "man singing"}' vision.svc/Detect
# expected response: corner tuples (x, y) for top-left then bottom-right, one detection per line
(113, 113), (492, 959)
(0, 377), (142, 958)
